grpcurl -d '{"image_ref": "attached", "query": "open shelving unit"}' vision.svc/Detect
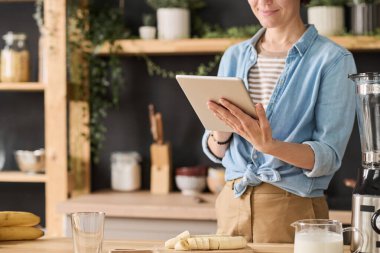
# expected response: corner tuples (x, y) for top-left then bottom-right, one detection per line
(0, 0), (68, 237)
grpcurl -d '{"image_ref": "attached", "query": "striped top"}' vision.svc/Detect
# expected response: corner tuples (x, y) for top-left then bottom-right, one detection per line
(248, 42), (287, 109)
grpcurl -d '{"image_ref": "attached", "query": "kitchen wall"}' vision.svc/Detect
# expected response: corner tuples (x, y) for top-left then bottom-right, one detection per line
(0, 0), (379, 227)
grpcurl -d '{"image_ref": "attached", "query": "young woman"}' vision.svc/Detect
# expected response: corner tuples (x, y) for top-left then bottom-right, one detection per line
(202, 0), (357, 243)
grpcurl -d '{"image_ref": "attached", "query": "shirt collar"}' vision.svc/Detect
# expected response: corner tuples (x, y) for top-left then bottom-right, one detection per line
(248, 25), (318, 57)
(293, 25), (318, 56)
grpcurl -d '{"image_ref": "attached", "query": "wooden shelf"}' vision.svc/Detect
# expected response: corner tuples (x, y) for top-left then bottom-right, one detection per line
(0, 171), (47, 183)
(0, 0), (35, 2)
(96, 36), (380, 55)
(0, 82), (44, 92)
(330, 35), (380, 51)
(95, 38), (243, 55)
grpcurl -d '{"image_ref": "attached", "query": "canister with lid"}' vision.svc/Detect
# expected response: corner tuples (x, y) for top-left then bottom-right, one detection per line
(1, 32), (30, 82)
(111, 152), (141, 191)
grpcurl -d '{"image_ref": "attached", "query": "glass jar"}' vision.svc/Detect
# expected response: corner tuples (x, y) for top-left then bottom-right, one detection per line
(1, 32), (30, 82)
(111, 152), (141, 191)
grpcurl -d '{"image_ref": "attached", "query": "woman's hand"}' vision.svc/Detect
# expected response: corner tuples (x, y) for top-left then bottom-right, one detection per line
(207, 98), (275, 153)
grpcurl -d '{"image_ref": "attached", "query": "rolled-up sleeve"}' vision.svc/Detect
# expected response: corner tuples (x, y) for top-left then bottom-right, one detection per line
(303, 53), (357, 177)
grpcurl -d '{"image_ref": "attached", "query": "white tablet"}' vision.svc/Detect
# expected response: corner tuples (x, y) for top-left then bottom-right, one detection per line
(176, 75), (257, 132)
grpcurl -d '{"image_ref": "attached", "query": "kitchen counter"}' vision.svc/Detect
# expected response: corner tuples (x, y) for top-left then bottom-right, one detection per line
(0, 238), (352, 253)
(57, 191), (351, 239)
(58, 190), (351, 223)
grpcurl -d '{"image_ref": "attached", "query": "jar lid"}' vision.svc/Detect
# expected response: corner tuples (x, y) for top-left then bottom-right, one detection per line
(111, 152), (141, 162)
(2, 32), (27, 43)
(349, 72), (380, 83)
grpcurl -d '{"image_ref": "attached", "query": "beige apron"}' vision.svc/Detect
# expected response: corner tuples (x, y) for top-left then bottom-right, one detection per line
(215, 179), (329, 243)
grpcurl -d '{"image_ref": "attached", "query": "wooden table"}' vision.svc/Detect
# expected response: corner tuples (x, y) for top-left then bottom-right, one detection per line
(0, 238), (351, 253)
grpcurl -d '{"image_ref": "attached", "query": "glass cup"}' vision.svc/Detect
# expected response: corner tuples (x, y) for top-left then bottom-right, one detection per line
(70, 212), (105, 253)
(292, 219), (364, 253)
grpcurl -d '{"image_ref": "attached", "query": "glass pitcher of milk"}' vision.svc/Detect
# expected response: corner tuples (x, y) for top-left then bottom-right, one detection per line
(292, 219), (364, 253)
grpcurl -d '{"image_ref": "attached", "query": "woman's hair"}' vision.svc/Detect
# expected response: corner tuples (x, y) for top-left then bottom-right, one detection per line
(301, 0), (311, 4)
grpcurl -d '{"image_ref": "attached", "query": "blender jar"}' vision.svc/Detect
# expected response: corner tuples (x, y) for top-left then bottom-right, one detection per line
(350, 72), (380, 168)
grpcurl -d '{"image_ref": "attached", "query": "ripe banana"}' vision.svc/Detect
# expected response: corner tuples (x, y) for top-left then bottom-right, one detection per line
(0, 227), (44, 241)
(0, 211), (40, 227)
(166, 230), (247, 251)
(164, 230), (190, 249)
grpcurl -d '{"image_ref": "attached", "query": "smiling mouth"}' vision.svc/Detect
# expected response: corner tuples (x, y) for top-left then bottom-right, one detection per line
(260, 9), (279, 16)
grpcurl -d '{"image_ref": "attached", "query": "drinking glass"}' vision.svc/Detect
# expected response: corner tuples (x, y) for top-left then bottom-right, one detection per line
(70, 212), (105, 253)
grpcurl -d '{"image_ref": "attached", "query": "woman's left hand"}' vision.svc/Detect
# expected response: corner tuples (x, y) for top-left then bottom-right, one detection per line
(207, 98), (275, 153)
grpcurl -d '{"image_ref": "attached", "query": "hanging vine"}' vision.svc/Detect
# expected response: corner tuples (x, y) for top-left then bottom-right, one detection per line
(33, 0), (45, 34)
(142, 54), (222, 79)
(67, 2), (129, 164)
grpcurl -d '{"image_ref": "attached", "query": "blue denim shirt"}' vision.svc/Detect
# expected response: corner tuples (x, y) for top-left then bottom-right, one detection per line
(202, 25), (357, 198)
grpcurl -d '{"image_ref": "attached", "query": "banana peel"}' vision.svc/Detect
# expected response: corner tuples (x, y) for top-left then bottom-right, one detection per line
(0, 212), (40, 227)
(0, 226), (44, 241)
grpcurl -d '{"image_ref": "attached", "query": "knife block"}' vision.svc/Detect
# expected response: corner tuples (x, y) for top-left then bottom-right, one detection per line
(150, 142), (172, 194)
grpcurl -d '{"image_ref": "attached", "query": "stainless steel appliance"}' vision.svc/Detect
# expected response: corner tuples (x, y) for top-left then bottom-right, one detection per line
(351, 72), (380, 253)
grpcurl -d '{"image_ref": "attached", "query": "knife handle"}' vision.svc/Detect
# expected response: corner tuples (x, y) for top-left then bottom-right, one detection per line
(148, 104), (158, 142)
(155, 113), (164, 145)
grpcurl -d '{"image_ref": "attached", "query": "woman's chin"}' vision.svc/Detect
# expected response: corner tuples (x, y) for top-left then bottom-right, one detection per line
(260, 22), (280, 29)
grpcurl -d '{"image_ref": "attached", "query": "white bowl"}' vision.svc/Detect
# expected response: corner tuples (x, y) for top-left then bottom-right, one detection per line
(175, 175), (206, 196)
(14, 149), (45, 173)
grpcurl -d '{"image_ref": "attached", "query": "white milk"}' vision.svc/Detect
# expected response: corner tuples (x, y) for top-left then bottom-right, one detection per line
(294, 231), (343, 253)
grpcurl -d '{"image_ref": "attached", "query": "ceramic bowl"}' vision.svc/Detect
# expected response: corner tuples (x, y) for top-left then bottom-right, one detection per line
(175, 175), (206, 196)
(207, 167), (226, 194)
(175, 166), (207, 177)
(14, 149), (45, 173)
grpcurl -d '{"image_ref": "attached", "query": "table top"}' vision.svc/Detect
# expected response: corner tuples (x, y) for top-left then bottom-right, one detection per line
(0, 238), (352, 253)
(57, 190), (351, 224)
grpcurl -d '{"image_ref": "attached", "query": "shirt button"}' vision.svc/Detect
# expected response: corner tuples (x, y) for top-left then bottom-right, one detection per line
(253, 155), (258, 159)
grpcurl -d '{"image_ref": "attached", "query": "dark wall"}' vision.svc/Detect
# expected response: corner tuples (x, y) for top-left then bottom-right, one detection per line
(0, 1), (379, 227)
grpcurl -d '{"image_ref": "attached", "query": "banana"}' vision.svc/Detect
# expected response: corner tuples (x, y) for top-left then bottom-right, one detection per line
(167, 231), (247, 251)
(0, 227), (44, 241)
(0, 211), (40, 227)
(165, 230), (190, 249)
(175, 236), (247, 251)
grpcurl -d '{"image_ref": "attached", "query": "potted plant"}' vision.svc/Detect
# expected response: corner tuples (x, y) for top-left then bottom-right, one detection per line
(139, 14), (157, 40)
(146, 0), (205, 40)
(349, 0), (380, 35)
(307, 0), (346, 36)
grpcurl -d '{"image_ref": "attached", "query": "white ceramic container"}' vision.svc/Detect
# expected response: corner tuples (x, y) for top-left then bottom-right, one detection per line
(308, 6), (344, 36)
(157, 8), (190, 40)
(111, 152), (141, 191)
(139, 26), (156, 40)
